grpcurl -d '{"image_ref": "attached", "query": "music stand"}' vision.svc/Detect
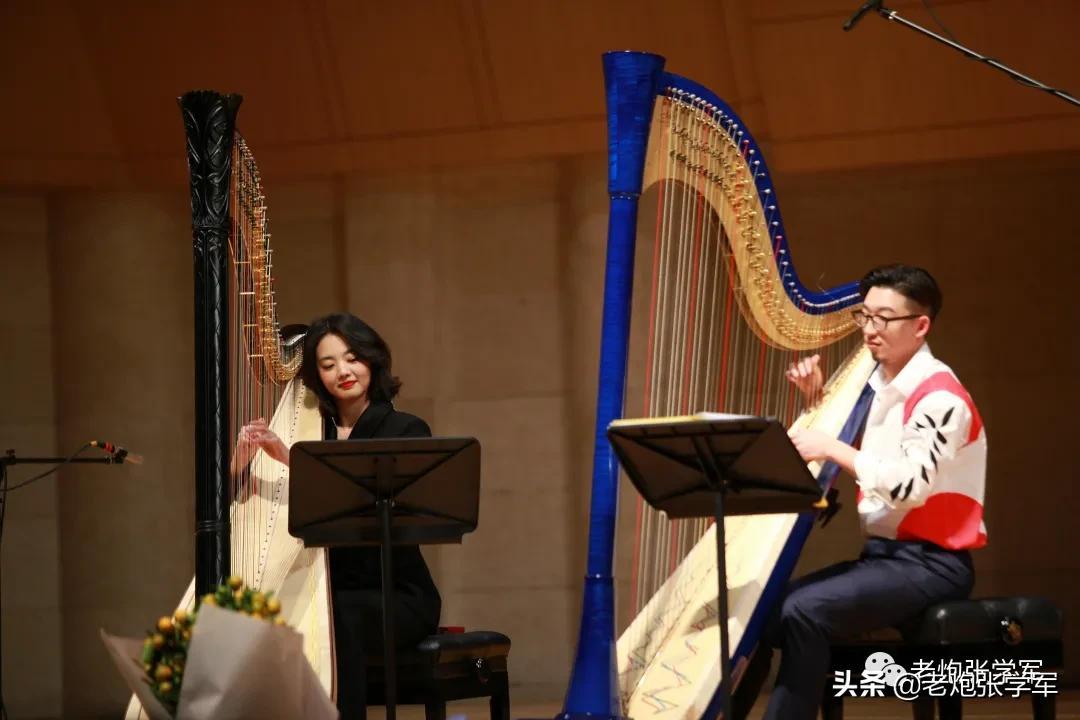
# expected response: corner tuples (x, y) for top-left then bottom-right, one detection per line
(288, 437), (481, 720)
(607, 413), (824, 720)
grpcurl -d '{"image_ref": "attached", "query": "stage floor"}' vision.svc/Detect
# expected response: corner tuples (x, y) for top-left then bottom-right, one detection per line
(364, 690), (1080, 720)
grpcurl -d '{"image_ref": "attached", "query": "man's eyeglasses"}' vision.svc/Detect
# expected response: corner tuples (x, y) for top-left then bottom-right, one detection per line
(851, 310), (922, 331)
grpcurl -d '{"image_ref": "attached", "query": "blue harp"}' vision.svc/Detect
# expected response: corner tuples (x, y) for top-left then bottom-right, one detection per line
(560, 52), (875, 720)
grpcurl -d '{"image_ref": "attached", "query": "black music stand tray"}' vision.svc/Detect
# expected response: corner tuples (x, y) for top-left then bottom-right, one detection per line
(288, 437), (481, 720)
(607, 413), (825, 720)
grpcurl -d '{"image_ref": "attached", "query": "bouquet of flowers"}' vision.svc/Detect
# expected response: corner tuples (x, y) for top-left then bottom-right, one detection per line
(103, 576), (336, 720)
(139, 576), (285, 711)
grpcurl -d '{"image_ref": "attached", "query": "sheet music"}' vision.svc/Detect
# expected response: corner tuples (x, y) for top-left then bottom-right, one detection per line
(609, 411), (760, 429)
(692, 412), (759, 422)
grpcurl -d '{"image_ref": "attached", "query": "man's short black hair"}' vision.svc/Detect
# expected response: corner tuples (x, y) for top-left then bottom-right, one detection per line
(858, 264), (942, 319)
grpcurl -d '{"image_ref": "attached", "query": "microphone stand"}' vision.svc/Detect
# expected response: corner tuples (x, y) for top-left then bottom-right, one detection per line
(0, 449), (126, 719)
(2, 453), (127, 467)
(848, 1), (1080, 109)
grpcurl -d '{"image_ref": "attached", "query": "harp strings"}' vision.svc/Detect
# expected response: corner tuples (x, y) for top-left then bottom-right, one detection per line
(626, 93), (860, 636)
(229, 134), (291, 590)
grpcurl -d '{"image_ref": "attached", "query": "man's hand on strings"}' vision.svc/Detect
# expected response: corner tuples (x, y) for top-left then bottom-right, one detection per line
(788, 428), (836, 464)
(786, 354), (824, 405)
(789, 427), (858, 476)
(232, 418), (290, 472)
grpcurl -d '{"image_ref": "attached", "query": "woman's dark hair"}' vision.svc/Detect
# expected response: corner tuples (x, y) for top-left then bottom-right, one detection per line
(300, 313), (402, 417)
(858, 264), (943, 320)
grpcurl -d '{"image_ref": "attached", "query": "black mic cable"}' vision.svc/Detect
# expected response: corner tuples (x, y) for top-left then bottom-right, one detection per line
(0, 441), (140, 494)
(0, 443), (92, 493)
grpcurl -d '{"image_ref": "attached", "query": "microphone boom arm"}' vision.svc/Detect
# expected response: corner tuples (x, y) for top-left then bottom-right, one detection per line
(846, 0), (1080, 109)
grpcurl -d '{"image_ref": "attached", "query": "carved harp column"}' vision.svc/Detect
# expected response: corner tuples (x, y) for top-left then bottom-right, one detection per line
(179, 91), (242, 596)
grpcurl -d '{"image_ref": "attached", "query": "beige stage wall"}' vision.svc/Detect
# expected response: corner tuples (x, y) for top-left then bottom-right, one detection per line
(2, 149), (1079, 717)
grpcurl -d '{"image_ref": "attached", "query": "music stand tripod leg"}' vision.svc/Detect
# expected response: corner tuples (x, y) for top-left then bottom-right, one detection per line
(376, 457), (398, 720)
(714, 491), (732, 720)
(693, 433), (733, 718)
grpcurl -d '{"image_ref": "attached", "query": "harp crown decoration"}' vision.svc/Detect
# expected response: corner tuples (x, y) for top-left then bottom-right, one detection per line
(605, 51), (665, 196)
(560, 51), (872, 720)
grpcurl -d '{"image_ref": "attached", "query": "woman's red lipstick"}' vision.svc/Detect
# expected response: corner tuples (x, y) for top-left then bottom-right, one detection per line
(339, 380), (357, 389)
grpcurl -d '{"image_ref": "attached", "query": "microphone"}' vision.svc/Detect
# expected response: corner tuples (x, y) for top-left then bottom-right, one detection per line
(843, 0), (883, 31)
(90, 440), (144, 465)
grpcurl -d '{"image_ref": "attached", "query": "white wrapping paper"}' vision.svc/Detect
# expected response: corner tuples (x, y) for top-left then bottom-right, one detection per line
(103, 604), (337, 719)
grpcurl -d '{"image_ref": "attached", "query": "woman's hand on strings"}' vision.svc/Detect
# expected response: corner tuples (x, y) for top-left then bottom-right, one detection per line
(231, 418), (290, 472)
(786, 354), (824, 405)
